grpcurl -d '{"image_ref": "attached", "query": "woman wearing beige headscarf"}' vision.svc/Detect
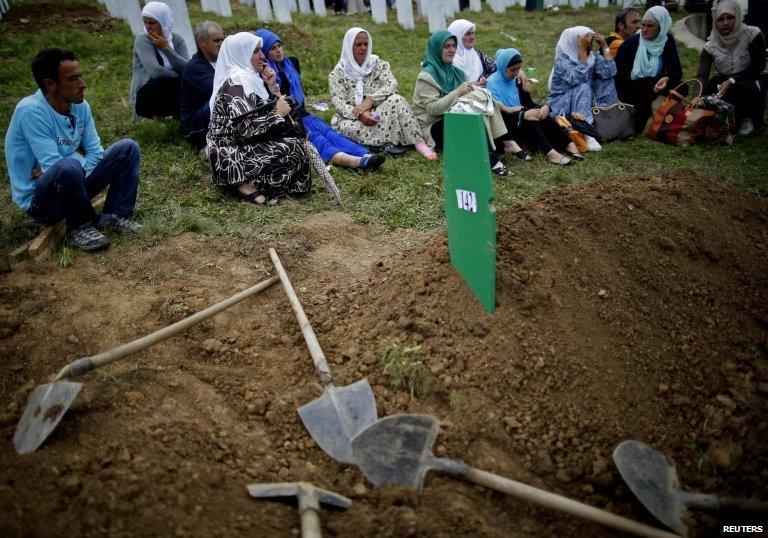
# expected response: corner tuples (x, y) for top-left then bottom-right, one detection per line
(328, 27), (436, 159)
(696, 0), (766, 136)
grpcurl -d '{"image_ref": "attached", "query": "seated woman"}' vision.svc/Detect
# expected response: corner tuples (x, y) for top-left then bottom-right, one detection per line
(130, 1), (189, 122)
(548, 26), (618, 151)
(255, 28), (385, 171)
(447, 19), (498, 85)
(412, 31), (511, 176)
(614, 6), (682, 132)
(207, 32), (310, 205)
(487, 48), (578, 165)
(697, 0), (766, 136)
(329, 27), (437, 160)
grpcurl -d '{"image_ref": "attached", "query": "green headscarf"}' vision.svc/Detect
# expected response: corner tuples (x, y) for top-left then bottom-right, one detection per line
(421, 30), (467, 94)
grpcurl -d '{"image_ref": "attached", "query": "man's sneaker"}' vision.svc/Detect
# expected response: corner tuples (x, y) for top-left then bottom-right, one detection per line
(69, 224), (110, 252)
(99, 213), (144, 234)
(737, 118), (754, 137)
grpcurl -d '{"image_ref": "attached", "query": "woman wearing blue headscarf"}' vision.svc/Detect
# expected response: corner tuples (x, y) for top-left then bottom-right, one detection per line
(487, 48), (576, 165)
(614, 6), (682, 131)
(254, 28), (385, 171)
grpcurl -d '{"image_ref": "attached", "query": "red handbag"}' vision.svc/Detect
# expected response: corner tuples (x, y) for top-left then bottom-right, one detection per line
(644, 79), (716, 147)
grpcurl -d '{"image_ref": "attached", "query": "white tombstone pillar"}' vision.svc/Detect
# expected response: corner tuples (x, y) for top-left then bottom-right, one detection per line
(120, 0), (145, 37)
(255, 0), (273, 20)
(297, 0), (313, 13)
(272, 0), (293, 23)
(396, 0), (415, 29)
(371, 0), (388, 22)
(313, 0), (327, 16)
(427, 0), (445, 32)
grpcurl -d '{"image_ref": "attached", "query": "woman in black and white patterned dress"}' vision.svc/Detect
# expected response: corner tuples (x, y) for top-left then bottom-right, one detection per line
(207, 32), (310, 205)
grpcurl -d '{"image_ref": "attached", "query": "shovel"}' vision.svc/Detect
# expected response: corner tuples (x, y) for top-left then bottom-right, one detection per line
(268, 248), (377, 464)
(351, 414), (677, 538)
(247, 481), (351, 538)
(613, 440), (768, 536)
(13, 275), (279, 455)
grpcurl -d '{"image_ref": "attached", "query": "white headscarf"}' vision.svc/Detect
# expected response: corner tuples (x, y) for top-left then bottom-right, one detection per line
(338, 27), (379, 105)
(448, 19), (483, 83)
(141, 1), (175, 51)
(705, 0), (762, 74)
(548, 26), (595, 89)
(210, 32), (270, 111)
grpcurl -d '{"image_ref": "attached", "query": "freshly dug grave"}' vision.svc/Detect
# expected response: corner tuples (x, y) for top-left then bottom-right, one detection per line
(1, 171), (766, 537)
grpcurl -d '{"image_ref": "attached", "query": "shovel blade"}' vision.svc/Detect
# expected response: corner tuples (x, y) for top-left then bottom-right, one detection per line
(613, 440), (688, 536)
(351, 414), (439, 491)
(298, 379), (377, 464)
(13, 381), (83, 455)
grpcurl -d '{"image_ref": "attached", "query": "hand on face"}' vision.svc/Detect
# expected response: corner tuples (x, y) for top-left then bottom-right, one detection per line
(262, 66), (277, 86)
(578, 33), (593, 52)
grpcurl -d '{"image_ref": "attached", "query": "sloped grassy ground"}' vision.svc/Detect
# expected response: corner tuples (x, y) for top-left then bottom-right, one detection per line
(1, 0), (766, 254)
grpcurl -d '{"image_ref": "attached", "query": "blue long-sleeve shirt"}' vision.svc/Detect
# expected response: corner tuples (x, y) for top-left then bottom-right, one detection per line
(4, 89), (103, 211)
(548, 52), (618, 124)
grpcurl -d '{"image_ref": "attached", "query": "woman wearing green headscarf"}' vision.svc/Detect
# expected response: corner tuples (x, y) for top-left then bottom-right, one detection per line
(413, 31), (511, 176)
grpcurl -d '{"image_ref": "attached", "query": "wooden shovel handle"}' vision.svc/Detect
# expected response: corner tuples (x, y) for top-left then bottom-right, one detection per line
(54, 275), (279, 380)
(269, 248), (333, 386)
(434, 459), (677, 538)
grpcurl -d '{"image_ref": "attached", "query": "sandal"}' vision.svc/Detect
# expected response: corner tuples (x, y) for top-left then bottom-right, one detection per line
(513, 150), (533, 162)
(550, 156), (572, 166)
(491, 163), (512, 177)
(238, 190), (278, 206)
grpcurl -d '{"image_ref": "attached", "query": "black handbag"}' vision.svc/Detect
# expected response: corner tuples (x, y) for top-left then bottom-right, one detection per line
(591, 101), (635, 142)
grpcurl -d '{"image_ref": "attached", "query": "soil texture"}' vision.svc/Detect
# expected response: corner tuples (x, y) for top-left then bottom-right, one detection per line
(1, 172), (766, 537)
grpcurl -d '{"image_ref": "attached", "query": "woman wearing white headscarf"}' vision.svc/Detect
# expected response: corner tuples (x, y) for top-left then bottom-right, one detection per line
(130, 1), (189, 122)
(328, 27), (436, 159)
(614, 6), (682, 131)
(697, 0), (766, 136)
(207, 32), (310, 205)
(447, 19), (497, 84)
(547, 26), (618, 149)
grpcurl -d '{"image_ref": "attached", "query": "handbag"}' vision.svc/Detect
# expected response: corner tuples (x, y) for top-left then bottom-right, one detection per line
(644, 79), (716, 147)
(555, 115), (589, 153)
(592, 100), (635, 141)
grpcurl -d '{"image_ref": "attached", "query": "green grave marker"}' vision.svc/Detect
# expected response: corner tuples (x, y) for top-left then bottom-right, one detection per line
(443, 112), (497, 313)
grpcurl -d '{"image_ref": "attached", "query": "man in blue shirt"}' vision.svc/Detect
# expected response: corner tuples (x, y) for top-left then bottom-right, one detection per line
(5, 48), (142, 252)
(180, 21), (223, 152)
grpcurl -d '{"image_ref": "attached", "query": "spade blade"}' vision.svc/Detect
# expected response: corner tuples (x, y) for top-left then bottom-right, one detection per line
(14, 381), (83, 455)
(350, 414), (439, 491)
(613, 440), (689, 536)
(298, 379), (377, 464)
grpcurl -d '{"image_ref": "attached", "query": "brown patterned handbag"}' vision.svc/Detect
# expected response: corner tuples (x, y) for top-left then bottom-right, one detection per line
(643, 79), (716, 147)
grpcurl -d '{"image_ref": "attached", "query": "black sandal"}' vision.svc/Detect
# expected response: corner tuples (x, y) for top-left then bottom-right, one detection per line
(513, 150), (533, 162)
(238, 190), (278, 206)
(492, 163), (512, 177)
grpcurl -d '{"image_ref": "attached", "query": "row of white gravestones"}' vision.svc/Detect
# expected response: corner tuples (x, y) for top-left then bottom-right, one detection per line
(102, 0), (196, 52)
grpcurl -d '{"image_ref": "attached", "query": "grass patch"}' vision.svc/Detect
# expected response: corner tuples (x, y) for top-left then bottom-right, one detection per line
(0, 1), (766, 255)
(379, 340), (438, 399)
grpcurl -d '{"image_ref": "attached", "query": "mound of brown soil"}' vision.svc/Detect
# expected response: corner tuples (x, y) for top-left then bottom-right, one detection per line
(1, 2), (116, 35)
(0, 172), (766, 536)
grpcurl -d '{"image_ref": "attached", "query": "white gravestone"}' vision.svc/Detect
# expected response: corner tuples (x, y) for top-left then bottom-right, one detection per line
(313, 0), (326, 17)
(272, 0), (292, 23)
(371, 0), (388, 23)
(255, 0), (273, 20)
(201, 0), (233, 16)
(469, 0), (481, 10)
(427, 0), (445, 32)
(396, 0), (415, 29)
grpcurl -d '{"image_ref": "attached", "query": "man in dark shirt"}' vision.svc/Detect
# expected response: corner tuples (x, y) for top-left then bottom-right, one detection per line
(180, 21), (223, 152)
